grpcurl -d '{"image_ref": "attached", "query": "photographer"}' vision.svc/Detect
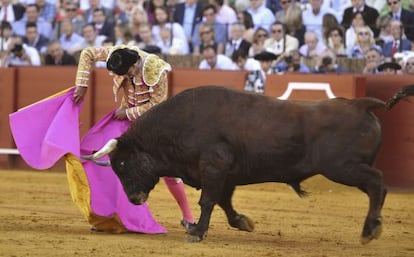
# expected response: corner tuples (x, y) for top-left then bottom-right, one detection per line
(312, 49), (348, 74)
(274, 50), (310, 73)
(1, 35), (41, 67)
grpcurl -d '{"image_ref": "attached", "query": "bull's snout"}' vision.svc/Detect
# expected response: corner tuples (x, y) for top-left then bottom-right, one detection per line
(128, 192), (148, 205)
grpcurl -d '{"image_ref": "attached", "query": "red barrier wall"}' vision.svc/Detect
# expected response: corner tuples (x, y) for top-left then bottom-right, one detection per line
(0, 68), (16, 168)
(365, 75), (414, 188)
(1, 67), (413, 188)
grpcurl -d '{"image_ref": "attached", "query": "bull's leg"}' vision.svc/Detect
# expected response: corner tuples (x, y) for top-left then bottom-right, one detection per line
(186, 175), (225, 242)
(186, 143), (235, 242)
(322, 163), (386, 244)
(218, 185), (254, 232)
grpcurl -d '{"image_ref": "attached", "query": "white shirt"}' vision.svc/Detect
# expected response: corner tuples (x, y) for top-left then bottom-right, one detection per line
(157, 37), (189, 55)
(5, 44), (41, 67)
(242, 58), (261, 71)
(216, 4), (237, 25)
(302, 6), (341, 42)
(199, 54), (237, 70)
(247, 3), (275, 32)
(152, 23), (188, 46)
(0, 5), (16, 23)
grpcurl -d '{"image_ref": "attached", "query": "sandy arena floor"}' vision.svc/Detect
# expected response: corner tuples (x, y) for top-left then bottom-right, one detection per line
(0, 169), (413, 257)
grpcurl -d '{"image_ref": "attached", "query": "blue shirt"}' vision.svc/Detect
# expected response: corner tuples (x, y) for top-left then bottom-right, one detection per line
(183, 4), (196, 39)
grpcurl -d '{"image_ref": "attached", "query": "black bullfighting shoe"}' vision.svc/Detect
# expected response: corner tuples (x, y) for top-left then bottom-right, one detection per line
(181, 219), (196, 232)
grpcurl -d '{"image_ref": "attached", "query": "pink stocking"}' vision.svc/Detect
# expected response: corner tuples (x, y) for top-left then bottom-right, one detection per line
(163, 177), (195, 223)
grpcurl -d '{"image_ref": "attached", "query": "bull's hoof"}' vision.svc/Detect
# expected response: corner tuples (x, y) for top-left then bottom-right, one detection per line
(360, 218), (383, 245)
(186, 231), (207, 243)
(237, 214), (255, 232)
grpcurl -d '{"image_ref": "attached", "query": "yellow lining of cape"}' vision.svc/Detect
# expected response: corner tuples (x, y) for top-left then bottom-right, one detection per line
(65, 153), (127, 233)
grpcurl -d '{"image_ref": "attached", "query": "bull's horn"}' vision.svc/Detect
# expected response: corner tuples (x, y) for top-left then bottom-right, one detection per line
(93, 160), (111, 166)
(81, 139), (118, 160)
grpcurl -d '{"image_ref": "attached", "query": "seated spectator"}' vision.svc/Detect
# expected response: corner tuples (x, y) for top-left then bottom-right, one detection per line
(92, 7), (115, 39)
(264, 21), (299, 56)
(0, 21), (13, 52)
(386, 0), (414, 42)
(157, 26), (189, 55)
(376, 14), (393, 45)
(402, 53), (414, 74)
(341, 0), (379, 37)
(274, 49), (310, 73)
(231, 49), (261, 71)
(151, 6), (188, 52)
(116, 0), (138, 25)
(52, 1), (84, 39)
(12, 4), (53, 40)
(114, 23), (135, 45)
(248, 27), (269, 57)
(59, 18), (85, 55)
(299, 31), (327, 59)
(198, 44), (236, 70)
(322, 13), (340, 46)
(210, 0), (237, 36)
(36, 0), (56, 24)
(246, 0), (275, 31)
(377, 61), (402, 74)
(136, 23), (158, 50)
(275, 0), (293, 23)
(345, 11), (366, 50)
(81, 0), (115, 24)
(236, 10), (255, 43)
(244, 50), (278, 94)
(193, 4), (227, 55)
(81, 22), (107, 47)
(194, 24), (222, 55)
(348, 26), (381, 58)
(0, 0), (25, 23)
(44, 40), (77, 65)
(23, 21), (49, 54)
(0, 35), (41, 67)
(312, 48), (348, 73)
(284, 3), (305, 46)
(302, 0), (340, 42)
(129, 5), (150, 42)
(224, 23), (251, 57)
(362, 47), (384, 74)
(382, 20), (412, 59)
(326, 26), (346, 57)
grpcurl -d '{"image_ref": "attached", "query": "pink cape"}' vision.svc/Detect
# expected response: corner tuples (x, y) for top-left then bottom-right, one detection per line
(9, 87), (166, 234)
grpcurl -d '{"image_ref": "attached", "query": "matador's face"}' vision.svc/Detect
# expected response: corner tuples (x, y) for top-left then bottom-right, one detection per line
(125, 59), (141, 78)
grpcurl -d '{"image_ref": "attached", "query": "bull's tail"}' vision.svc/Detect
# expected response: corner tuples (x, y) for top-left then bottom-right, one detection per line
(386, 84), (414, 110)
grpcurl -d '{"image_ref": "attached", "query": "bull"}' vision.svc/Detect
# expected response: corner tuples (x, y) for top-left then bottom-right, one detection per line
(83, 85), (414, 243)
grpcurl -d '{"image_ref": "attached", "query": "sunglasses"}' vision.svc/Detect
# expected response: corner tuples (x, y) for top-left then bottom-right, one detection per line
(358, 32), (370, 36)
(271, 29), (282, 34)
(330, 33), (340, 37)
(65, 8), (77, 12)
(387, 0), (399, 5)
(406, 62), (414, 66)
(257, 33), (267, 38)
(200, 30), (212, 35)
(281, 0), (291, 4)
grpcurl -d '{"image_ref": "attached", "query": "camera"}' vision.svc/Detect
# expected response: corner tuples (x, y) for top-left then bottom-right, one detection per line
(322, 56), (333, 66)
(11, 44), (23, 53)
(285, 55), (293, 63)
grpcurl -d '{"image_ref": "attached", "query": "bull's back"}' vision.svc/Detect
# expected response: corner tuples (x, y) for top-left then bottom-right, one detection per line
(135, 86), (385, 181)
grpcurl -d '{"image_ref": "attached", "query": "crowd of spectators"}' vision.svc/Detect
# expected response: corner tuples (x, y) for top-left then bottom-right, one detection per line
(0, 0), (414, 77)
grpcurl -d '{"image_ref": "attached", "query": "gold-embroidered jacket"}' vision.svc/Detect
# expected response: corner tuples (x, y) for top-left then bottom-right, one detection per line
(75, 45), (171, 121)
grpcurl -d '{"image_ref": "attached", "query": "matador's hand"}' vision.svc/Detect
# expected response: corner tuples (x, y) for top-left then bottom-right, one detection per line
(73, 86), (87, 104)
(114, 108), (128, 120)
